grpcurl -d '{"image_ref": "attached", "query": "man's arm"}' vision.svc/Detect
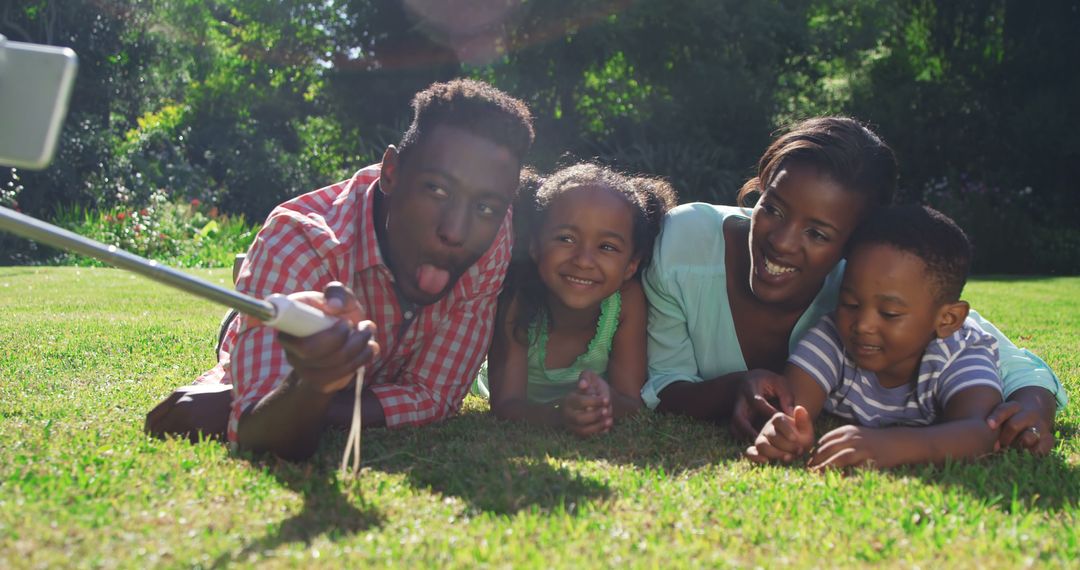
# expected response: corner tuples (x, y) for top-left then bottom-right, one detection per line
(235, 286), (377, 460)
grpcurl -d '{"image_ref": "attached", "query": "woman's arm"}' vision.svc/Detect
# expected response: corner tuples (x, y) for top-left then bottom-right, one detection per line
(642, 245), (740, 419)
(969, 309), (1065, 455)
(604, 280), (647, 419)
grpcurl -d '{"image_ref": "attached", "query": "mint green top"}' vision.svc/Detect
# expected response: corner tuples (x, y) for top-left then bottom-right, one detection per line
(642, 203), (1067, 410)
(473, 291), (622, 403)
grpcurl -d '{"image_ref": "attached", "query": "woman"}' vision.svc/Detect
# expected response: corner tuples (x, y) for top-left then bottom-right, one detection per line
(643, 117), (1065, 456)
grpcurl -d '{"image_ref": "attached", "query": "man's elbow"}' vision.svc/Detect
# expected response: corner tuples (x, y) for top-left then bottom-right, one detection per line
(235, 419), (318, 462)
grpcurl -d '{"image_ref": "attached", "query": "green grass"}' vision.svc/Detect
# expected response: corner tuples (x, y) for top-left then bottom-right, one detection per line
(1, 268), (1077, 568)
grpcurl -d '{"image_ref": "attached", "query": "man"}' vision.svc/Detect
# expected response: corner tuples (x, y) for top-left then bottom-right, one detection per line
(190, 79), (534, 460)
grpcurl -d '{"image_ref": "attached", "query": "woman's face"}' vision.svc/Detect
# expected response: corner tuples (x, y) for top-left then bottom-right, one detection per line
(747, 162), (869, 311)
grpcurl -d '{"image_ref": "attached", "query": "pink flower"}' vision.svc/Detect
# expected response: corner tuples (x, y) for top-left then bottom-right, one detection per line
(190, 199), (201, 207)
(117, 212), (126, 221)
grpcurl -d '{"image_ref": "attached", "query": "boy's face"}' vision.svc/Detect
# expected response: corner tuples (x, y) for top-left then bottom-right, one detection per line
(379, 124), (521, 305)
(835, 243), (947, 388)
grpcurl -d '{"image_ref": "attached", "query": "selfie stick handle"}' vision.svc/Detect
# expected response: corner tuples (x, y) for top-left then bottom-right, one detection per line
(0, 205), (335, 336)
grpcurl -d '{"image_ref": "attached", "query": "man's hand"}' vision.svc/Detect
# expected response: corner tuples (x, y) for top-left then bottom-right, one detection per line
(276, 282), (379, 395)
(560, 370), (613, 437)
(745, 405), (814, 464)
(732, 369), (795, 441)
(808, 425), (895, 470)
(986, 394), (1055, 456)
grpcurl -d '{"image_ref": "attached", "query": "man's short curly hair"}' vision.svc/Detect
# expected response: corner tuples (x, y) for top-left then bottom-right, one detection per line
(398, 79), (534, 163)
(849, 205), (972, 303)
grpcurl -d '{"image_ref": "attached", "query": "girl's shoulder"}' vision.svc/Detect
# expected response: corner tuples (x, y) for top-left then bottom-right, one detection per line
(616, 278), (646, 322)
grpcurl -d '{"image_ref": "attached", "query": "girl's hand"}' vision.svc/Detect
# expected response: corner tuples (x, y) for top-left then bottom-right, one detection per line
(745, 405), (814, 464)
(561, 371), (613, 437)
(808, 425), (895, 470)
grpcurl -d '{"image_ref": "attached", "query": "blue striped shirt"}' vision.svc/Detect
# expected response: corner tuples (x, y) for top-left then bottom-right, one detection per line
(790, 315), (1003, 427)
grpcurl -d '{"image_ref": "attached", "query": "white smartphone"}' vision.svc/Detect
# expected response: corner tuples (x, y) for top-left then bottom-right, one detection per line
(0, 36), (78, 170)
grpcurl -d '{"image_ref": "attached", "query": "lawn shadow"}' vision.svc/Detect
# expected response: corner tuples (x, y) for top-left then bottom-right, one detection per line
(210, 456), (384, 566)
(349, 402), (760, 516)
(357, 416), (614, 516)
(902, 447), (1080, 513)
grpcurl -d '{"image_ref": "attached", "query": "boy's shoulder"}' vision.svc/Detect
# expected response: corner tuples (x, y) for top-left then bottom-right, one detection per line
(928, 317), (1000, 365)
(918, 316), (1002, 405)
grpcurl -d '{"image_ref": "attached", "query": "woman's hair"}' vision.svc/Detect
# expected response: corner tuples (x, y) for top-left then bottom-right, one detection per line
(736, 117), (897, 209)
(505, 163), (678, 342)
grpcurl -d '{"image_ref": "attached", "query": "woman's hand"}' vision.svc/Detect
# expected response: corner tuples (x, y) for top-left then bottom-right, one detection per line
(732, 369), (795, 441)
(986, 386), (1057, 456)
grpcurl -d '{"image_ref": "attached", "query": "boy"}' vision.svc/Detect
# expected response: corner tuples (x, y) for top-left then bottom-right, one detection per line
(746, 205), (1003, 469)
(172, 79), (534, 460)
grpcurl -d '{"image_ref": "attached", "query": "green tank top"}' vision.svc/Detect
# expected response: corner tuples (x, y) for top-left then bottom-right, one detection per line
(472, 291), (622, 403)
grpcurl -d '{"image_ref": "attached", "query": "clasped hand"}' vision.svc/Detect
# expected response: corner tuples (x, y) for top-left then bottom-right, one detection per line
(560, 370), (613, 437)
(276, 282), (380, 395)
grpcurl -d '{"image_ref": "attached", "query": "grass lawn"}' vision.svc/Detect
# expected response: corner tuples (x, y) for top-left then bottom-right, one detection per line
(1, 267), (1077, 568)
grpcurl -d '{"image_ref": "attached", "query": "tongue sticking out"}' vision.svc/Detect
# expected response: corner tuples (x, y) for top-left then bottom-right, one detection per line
(416, 264), (451, 296)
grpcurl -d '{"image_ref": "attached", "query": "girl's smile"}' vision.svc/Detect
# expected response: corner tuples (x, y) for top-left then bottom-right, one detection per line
(533, 184), (640, 314)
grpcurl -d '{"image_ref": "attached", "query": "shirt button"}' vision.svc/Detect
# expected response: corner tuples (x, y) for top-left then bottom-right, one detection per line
(403, 310), (414, 320)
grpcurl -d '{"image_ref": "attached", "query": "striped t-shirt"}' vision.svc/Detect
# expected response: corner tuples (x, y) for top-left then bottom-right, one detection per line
(789, 315), (1002, 427)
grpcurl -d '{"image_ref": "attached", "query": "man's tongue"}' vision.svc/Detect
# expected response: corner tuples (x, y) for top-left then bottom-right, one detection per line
(416, 264), (450, 296)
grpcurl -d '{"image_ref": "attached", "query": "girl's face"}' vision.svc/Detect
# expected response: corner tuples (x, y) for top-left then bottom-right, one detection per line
(532, 185), (640, 312)
(748, 163), (869, 311)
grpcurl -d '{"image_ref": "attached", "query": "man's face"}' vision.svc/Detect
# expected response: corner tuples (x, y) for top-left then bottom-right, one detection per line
(379, 124), (521, 305)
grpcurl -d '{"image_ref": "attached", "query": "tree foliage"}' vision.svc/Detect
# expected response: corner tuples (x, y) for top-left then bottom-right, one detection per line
(2, 0), (1076, 272)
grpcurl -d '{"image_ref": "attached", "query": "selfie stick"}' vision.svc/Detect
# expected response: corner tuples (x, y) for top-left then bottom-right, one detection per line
(0, 205), (334, 336)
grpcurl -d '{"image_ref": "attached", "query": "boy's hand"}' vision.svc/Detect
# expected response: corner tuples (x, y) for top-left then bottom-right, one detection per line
(561, 371), (612, 437)
(277, 282), (379, 395)
(732, 369), (795, 441)
(745, 405), (814, 464)
(808, 425), (895, 470)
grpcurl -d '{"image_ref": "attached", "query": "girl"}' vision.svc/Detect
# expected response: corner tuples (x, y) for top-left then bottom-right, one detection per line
(643, 117), (1065, 459)
(479, 163), (677, 436)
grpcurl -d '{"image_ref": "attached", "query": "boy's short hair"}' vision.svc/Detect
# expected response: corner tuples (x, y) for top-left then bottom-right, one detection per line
(849, 205), (972, 302)
(398, 79), (534, 164)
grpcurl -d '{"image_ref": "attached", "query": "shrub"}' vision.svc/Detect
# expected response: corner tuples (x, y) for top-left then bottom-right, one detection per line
(52, 192), (259, 268)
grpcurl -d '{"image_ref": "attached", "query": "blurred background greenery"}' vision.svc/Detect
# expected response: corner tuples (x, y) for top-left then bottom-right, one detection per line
(2, 0), (1077, 273)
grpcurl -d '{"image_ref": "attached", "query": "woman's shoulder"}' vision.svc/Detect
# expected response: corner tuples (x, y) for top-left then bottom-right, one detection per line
(651, 202), (748, 274)
(662, 202), (752, 233)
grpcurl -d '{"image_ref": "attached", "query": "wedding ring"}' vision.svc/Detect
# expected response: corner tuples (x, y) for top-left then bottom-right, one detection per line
(1027, 426), (1040, 439)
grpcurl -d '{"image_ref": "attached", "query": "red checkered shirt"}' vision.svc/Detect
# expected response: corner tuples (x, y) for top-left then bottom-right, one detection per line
(196, 164), (512, 441)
